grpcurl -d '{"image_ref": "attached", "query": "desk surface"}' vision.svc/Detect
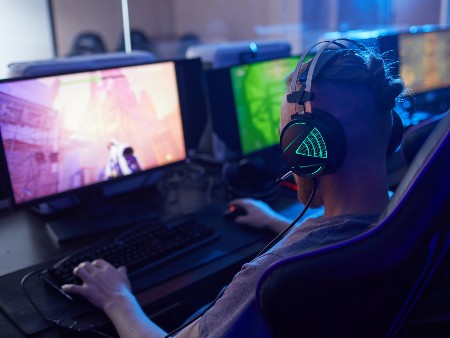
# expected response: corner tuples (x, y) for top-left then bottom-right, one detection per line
(0, 170), (309, 337)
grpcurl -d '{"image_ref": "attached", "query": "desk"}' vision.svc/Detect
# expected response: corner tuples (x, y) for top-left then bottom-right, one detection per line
(0, 167), (306, 337)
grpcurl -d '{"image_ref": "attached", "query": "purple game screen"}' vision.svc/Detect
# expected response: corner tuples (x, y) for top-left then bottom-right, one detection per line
(0, 62), (186, 204)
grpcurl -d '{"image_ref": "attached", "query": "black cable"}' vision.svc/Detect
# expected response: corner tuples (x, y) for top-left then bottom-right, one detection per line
(20, 270), (115, 337)
(256, 178), (317, 257)
(21, 270), (58, 325)
(164, 178), (317, 337)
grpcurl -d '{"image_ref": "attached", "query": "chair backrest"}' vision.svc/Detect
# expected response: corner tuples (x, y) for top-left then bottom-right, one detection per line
(402, 112), (446, 165)
(256, 112), (450, 337)
(69, 32), (106, 56)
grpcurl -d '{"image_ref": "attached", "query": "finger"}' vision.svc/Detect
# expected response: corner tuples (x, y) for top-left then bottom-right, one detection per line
(92, 259), (109, 268)
(228, 198), (241, 205)
(61, 283), (85, 296)
(77, 261), (95, 273)
(118, 265), (128, 274)
(228, 198), (250, 207)
(73, 265), (92, 280)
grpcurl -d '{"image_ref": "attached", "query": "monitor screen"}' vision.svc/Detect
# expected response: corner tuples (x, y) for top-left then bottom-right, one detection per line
(399, 29), (450, 94)
(230, 56), (301, 156)
(0, 61), (186, 206)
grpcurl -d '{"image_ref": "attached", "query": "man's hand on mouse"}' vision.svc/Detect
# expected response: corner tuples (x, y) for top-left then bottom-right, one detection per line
(228, 198), (292, 234)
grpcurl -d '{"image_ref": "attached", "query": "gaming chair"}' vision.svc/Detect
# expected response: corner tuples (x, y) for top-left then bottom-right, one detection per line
(402, 112), (447, 165)
(256, 111), (450, 337)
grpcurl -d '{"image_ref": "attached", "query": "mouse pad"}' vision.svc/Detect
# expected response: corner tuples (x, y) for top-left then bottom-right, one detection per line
(0, 262), (103, 335)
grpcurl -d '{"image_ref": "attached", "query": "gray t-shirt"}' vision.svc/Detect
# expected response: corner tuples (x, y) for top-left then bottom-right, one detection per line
(195, 214), (378, 338)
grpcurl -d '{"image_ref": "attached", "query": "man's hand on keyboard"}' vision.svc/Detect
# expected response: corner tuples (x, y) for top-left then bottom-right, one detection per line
(61, 259), (132, 312)
(61, 259), (168, 337)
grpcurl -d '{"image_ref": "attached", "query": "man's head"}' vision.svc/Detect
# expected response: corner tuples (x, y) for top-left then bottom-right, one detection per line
(280, 46), (404, 206)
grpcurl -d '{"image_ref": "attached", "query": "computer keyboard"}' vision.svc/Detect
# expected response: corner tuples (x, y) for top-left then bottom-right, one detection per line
(40, 217), (219, 293)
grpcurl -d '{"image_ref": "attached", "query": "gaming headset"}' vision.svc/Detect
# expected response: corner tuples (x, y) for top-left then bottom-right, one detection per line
(279, 38), (404, 179)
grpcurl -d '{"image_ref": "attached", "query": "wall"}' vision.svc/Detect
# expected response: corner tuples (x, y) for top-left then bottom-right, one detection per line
(444, 0), (450, 25)
(127, 0), (174, 38)
(125, 0), (446, 54)
(125, 0), (301, 57)
(0, 0), (448, 68)
(51, 0), (123, 55)
(0, 0), (54, 77)
(171, 0), (301, 49)
(393, 0), (442, 29)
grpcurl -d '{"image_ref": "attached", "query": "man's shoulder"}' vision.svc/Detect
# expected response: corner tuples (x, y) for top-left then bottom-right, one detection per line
(301, 214), (378, 231)
(273, 214), (378, 256)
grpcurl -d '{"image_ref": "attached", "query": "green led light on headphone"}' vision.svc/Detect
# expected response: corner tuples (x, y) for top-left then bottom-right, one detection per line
(295, 127), (327, 159)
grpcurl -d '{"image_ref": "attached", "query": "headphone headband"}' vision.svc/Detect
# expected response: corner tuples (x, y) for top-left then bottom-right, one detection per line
(280, 38), (367, 178)
(279, 38), (403, 179)
(288, 38), (369, 115)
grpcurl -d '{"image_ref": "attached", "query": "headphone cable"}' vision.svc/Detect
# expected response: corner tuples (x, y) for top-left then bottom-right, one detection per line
(255, 178), (317, 257)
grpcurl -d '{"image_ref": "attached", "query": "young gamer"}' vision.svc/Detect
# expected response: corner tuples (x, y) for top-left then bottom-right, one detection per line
(61, 39), (405, 337)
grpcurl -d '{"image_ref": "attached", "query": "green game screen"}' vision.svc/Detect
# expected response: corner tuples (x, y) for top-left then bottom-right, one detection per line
(230, 56), (300, 155)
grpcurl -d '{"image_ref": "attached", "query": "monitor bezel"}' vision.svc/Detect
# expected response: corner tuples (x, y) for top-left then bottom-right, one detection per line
(0, 58), (194, 209)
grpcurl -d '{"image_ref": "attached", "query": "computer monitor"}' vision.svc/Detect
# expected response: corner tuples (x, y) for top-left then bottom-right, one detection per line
(231, 57), (301, 156)
(186, 40), (292, 69)
(204, 56), (305, 197)
(205, 55), (302, 161)
(398, 29), (450, 95)
(0, 60), (187, 208)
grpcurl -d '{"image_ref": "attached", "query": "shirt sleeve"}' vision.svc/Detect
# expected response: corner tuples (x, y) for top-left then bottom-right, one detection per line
(199, 253), (282, 338)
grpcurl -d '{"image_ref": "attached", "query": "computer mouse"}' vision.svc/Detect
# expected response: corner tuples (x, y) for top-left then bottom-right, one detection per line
(223, 204), (247, 222)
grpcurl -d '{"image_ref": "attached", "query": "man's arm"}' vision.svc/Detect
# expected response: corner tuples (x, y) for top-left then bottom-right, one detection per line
(229, 198), (291, 233)
(62, 259), (167, 338)
(104, 293), (166, 338)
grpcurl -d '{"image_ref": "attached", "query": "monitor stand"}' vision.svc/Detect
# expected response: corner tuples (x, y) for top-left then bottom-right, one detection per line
(43, 181), (164, 243)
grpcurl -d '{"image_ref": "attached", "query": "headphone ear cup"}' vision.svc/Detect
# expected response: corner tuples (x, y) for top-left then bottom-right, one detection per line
(387, 110), (404, 155)
(279, 109), (347, 178)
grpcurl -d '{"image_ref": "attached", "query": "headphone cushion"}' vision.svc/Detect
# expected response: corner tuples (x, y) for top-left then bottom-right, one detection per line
(280, 109), (347, 177)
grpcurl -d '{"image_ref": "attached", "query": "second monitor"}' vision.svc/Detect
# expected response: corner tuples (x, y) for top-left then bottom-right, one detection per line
(205, 55), (300, 162)
(399, 28), (450, 95)
(205, 56), (302, 197)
